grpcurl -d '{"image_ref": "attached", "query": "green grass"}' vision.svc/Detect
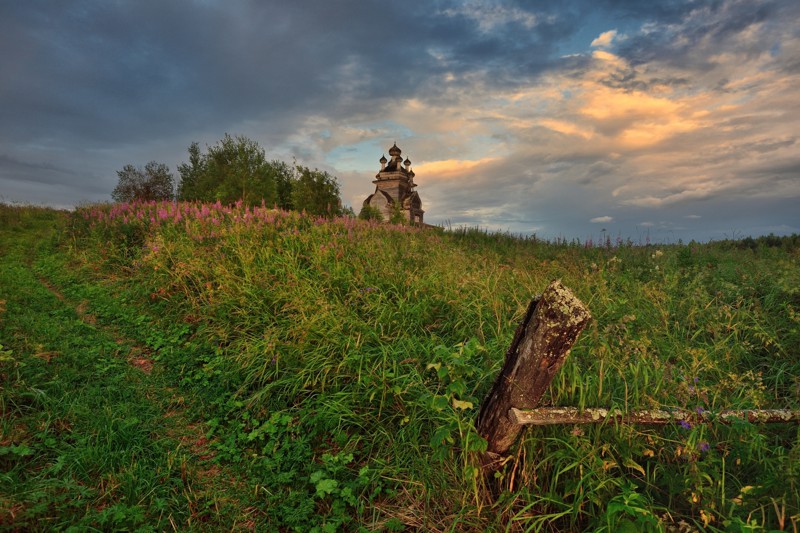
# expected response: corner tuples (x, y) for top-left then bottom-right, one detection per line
(2, 200), (799, 531)
(0, 204), (265, 530)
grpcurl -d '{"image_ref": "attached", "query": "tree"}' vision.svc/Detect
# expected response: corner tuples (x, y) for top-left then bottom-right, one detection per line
(112, 161), (175, 203)
(175, 134), (344, 214)
(177, 142), (205, 201)
(388, 201), (408, 224)
(177, 134), (277, 206)
(205, 134), (275, 205)
(291, 165), (342, 216)
(358, 205), (383, 221)
(272, 160), (295, 210)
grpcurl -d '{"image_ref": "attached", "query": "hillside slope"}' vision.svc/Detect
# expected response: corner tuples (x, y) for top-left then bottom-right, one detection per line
(2, 201), (799, 531)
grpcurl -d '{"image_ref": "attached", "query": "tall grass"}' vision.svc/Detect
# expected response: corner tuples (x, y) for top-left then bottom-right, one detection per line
(1, 203), (274, 529)
(62, 200), (800, 531)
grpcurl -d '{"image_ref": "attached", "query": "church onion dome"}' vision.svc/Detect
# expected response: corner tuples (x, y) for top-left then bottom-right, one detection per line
(388, 143), (401, 157)
(403, 157), (411, 166)
(379, 154), (387, 163)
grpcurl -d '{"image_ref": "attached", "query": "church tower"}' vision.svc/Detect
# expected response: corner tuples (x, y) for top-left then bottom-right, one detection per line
(362, 143), (424, 224)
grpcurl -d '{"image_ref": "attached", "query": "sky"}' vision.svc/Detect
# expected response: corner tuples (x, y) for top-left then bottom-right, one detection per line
(2, 0), (799, 242)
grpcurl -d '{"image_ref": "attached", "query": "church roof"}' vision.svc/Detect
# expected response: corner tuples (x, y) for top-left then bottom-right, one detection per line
(373, 143), (416, 180)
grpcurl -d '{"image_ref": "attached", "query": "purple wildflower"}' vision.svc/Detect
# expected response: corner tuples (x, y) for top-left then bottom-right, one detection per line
(699, 442), (710, 452)
(679, 420), (692, 430)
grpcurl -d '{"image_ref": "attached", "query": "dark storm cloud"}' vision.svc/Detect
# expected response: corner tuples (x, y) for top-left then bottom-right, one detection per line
(0, 1), (574, 147)
(614, 0), (792, 69)
(0, 154), (78, 181)
(592, 0), (702, 21)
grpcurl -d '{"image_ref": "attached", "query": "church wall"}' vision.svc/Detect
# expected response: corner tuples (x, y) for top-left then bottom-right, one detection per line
(367, 192), (393, 221)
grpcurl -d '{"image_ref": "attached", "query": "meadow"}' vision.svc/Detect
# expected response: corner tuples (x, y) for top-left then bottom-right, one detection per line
(1, 200), (798, 531)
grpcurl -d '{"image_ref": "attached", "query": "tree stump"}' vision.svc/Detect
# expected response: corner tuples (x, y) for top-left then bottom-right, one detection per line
(476, 280), (591, 471)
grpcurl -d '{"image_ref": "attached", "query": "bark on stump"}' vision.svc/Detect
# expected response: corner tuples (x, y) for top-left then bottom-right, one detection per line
(476, 280), (591, 471)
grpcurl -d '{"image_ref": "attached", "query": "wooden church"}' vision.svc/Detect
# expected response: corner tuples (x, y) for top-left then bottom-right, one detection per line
(362, 143), (424, 224)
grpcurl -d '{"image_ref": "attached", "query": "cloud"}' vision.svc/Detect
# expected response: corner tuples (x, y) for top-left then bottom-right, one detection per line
(1, 0), (798, 242)
(591, 30), (618, 48)
(414, 157), (500, 181)
(591, 216), (614, 223)
(537, 119), (595, 140)
(439, 1), (540, 33)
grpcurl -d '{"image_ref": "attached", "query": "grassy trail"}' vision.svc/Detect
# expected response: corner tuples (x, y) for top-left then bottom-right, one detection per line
(0, 208), (263, 531)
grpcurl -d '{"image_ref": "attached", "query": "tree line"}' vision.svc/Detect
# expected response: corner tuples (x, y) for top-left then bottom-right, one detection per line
(111, 134), (346, 216)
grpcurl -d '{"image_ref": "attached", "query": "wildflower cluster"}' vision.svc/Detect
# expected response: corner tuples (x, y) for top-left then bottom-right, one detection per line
(76, 199), (420, 247)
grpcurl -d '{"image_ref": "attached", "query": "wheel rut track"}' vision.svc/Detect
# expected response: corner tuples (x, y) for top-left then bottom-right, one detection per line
(33, 269), (263, 530)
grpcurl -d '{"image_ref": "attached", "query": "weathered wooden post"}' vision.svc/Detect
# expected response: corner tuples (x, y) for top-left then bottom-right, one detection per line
(476, 280), (591, 472)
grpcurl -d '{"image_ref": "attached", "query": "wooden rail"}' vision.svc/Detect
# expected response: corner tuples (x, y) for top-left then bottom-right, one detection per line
(510, 406), (800, 426)
(476, 281), (797, 483)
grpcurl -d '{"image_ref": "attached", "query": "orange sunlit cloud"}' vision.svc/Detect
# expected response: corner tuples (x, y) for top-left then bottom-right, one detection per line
(414, 157), (500, 181)
(590, 30), (618, 48)
(537, 119), (594, 140)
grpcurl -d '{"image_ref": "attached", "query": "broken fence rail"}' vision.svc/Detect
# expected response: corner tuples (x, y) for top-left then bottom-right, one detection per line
(475, 281), (798, 483)
(510, 406), (800, 426)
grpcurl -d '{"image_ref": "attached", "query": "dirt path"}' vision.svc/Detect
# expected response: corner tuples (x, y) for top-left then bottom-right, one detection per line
(0, 208), (265, 530)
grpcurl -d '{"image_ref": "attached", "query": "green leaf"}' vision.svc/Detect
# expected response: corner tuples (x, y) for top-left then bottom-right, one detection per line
(447, 379), (467, 396)
(315, 478), (338, 497)
(451, 398), (474, 410)
(616, 519), (640, 533)
(430, 426), (453, 448)
(0, 445), (34, 457)
(340, 486), (357, 506)
(463, 433), (488, 452)
(432, 395), (450, 411)
(624, 458), (646, 477)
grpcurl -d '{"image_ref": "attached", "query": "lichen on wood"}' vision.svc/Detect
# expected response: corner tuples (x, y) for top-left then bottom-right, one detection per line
(476, 280), (591, 470)
(509, 407), (800, 426)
